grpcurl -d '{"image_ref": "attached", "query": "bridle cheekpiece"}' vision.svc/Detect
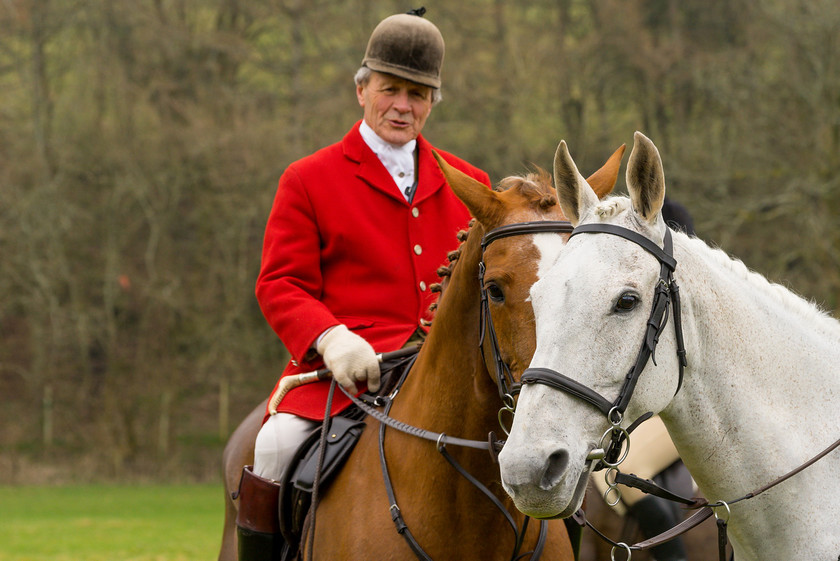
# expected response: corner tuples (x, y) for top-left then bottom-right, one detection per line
(478, 221), (575, 401)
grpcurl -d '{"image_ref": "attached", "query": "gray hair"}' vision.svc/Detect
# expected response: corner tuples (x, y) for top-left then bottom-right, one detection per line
(354, 66), (442, 105)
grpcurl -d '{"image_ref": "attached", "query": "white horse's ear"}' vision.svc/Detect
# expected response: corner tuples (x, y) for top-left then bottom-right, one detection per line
(626, 132), (666, 224)
(553, 140), (599, 226)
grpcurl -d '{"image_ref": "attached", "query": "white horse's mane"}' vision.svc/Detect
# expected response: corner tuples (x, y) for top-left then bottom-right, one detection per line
(678, 235), (840, 337)
(590, 197), (628, 222)
(590, 195), (840, 339)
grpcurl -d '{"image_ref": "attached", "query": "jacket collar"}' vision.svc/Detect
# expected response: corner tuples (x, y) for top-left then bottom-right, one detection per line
(343, 120), (446, 206)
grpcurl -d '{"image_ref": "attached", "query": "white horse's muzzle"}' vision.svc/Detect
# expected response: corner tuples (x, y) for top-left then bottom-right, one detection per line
(498, 439), (594, 519)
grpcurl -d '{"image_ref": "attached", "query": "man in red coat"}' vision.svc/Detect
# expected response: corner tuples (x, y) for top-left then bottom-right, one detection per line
(236, 9), (490, 560)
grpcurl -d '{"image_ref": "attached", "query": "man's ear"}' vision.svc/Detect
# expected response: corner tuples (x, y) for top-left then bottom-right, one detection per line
(356, 84), (366, 108)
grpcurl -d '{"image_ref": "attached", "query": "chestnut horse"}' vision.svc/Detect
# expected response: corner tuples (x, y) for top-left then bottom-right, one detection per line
(218, 149), (623, 560)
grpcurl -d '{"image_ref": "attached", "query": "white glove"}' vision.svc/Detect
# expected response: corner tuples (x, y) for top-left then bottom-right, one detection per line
(316, 325), (380, 392)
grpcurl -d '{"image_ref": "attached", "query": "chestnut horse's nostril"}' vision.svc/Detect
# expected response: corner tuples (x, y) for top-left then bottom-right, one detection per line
(540, 449), (569, 490)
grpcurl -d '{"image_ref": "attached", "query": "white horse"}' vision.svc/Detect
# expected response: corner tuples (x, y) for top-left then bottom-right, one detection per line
(499, 132), (840, 560)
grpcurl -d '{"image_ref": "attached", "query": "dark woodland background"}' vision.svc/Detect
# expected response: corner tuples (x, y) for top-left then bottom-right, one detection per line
(2, 0), (839, 483)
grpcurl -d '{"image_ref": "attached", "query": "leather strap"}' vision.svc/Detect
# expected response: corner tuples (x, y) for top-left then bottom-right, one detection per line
(521, 368), (613, 417)
(340, 383), (495, 452)
(613, 471), (705, 508)
(571, 505), (714, 552)
(570, 223), (676, 271)
(378, 386), (433, 560)
(717, 519), (729, 561)
(481, 221), (574, 250)
(727, 434), (840, 506)
(632, 507), (715, 550)
(478, 220), (574, 399)
(370, 363), (547, 560)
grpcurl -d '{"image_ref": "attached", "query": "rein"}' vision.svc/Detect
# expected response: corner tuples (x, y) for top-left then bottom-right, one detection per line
(339, 371), (497, 453)
(572, 431), (840, 561)
(336, 364), (547, 561)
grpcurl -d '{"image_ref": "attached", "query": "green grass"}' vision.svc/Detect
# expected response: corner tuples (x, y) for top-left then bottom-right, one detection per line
(0, 484), (224, 561)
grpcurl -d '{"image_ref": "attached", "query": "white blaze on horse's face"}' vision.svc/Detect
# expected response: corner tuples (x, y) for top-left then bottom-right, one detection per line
(499, 132), (680, 519)
(531, 233), (566, 280)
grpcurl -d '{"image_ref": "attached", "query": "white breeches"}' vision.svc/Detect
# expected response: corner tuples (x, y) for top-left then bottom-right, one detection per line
(253, 413), (320, 482)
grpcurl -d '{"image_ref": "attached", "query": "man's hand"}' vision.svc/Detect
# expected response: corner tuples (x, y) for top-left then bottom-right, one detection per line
(316, 325), (380, 392)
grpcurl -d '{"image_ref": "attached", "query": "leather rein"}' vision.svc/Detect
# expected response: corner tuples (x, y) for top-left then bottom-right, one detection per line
(336, 361), (547, 561)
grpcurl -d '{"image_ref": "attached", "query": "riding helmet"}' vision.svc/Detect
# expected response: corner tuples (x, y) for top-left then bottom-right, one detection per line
(362, 9), (444, 89)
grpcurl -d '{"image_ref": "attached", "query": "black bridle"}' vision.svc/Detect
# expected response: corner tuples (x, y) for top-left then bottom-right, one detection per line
(521, 223), (688, 463)
(478, 220), (576, 401)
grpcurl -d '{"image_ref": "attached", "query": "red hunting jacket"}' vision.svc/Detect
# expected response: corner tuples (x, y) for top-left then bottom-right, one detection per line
(256, 121), (490, 420)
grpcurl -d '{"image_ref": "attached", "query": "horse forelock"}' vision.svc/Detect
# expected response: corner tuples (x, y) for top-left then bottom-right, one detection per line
(496, 168), (558, 211)
(585, 196), (667, 244)
(591, 196), (627, 220)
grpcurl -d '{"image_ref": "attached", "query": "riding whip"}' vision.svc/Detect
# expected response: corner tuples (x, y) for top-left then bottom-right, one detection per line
(267, 345), (421, 415)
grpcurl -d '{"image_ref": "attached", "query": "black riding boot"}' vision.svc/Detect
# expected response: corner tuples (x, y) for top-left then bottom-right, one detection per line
(627, 495), (688, 561)
(236, 466), (286, 561)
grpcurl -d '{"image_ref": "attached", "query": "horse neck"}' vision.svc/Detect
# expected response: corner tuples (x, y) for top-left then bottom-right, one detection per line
(391, 223), (500, 435)
(662, 234), (840, 500)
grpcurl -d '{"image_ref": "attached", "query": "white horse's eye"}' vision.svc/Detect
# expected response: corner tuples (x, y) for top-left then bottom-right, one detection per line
(486, 282), (505, 303)
(614, 293), (639, 312)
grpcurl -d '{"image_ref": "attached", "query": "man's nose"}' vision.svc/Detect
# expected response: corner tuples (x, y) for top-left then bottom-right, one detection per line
(393, 90), (411, 112)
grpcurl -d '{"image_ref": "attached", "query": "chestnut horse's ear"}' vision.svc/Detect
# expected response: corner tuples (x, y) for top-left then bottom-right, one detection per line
(434, 150), (502, 224)
(626, 132), (666, 225)
(586, 144), (625, 199)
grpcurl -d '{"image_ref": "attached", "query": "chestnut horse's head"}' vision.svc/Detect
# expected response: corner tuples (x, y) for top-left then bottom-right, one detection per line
(434, 146), (624, 390)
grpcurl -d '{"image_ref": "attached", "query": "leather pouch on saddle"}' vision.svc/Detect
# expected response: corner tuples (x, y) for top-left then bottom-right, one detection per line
(279, 415), (366, 546)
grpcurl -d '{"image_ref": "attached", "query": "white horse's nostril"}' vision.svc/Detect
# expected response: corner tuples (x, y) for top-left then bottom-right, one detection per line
(540, 449), (569, 490)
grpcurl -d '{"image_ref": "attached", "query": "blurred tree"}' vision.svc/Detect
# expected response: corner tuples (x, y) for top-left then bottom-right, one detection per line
(0, 0), (838, 482)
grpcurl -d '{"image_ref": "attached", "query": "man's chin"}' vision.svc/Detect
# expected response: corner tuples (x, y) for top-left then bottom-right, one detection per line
(381, 128), (416, 145)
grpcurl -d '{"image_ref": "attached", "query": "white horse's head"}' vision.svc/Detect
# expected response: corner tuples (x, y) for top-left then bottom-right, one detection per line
(498, 132), (684, 519)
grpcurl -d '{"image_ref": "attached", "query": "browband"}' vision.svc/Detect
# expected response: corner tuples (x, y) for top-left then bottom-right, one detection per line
(482, 221), (574, 251)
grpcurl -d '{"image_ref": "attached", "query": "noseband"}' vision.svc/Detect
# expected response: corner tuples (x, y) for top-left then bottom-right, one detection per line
(478, 221), (575, 400)
(521, 223), (687, 464)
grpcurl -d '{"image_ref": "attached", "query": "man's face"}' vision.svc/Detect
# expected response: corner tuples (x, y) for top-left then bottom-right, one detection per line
(356, 71), (434, 145)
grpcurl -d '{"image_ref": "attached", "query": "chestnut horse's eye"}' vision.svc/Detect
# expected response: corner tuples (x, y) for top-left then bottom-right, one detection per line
(486, 283), (505, 303)
(614, 293), (639, 312)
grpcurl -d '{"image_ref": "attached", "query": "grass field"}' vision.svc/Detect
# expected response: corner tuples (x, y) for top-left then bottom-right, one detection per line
(0, 484), (224, 561)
